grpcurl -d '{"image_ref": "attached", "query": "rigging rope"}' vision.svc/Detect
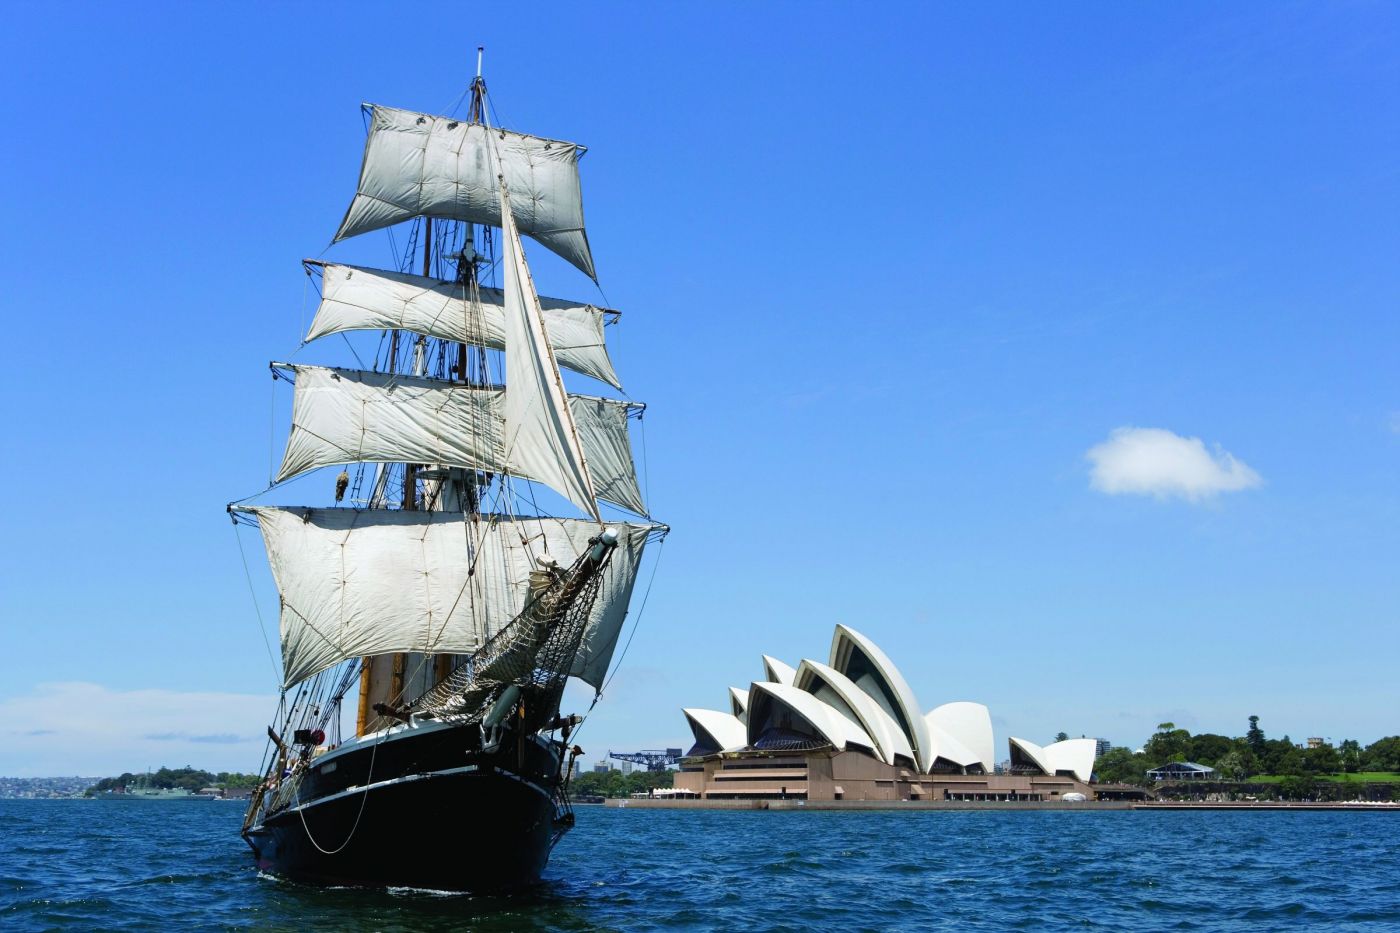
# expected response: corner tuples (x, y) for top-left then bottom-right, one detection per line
(293, 730), (381, 856)
(232, 522), (280, 683)
(571, 533), (667, 746)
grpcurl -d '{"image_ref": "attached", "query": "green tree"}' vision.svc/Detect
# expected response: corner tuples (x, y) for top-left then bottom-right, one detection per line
(622, 770), (674, 795)
(1214, 749), (1249, 782)
(1303, 743), (1341, 775)
(1054, 732), (1069, 743)
(1362, 736), (1400, 772)
(1187, 733), (1233, 766)
(1144, 723), (1191, 763)
(1275, 745), (1306, 776)
(1338, 739), (1362, 774)
(1246, 715), (1265, 754)
(1093, 747), (1153, 786)
(1260, 736), (1295, 774)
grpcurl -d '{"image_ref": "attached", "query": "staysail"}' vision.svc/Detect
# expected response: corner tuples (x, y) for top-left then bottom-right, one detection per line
(497, 180), (600, 523)
(273, 364), (646, 515)
(306, 262), (621, 388)
(243, 507), (656, 688)
(333, 105), (596, 279)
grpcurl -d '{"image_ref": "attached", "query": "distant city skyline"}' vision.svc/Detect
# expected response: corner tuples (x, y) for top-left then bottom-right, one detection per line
(0, 2), (1397, 776)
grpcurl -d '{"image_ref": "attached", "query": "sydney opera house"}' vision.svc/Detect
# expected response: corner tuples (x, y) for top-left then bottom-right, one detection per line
(676, 625), (1098, 802)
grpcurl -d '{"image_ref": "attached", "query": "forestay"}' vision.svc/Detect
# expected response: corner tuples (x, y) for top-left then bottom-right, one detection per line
(497, 181), (599, 523)
(244, 507), (655, 688)
(306, 262), (621, 388)
(333, 105), (596, 279)
(274, 364), (646, 515)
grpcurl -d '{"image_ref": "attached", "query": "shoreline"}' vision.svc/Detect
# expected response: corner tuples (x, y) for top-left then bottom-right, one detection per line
(598, 798), (1400, 812)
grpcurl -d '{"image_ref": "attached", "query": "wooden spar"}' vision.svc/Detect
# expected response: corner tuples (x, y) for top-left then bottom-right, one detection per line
(422, 217), (434, 278)
(390, 652), (406, 706)
(458, 62), (486, 386)
(355, 658), (372, 735)
(401, 216), (430, 514)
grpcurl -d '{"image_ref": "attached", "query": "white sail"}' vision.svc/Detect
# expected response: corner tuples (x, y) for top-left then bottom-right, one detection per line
(497, 182), (600, 523)
(334, 105), (596, 279)
(306, 262), (621, 388)
(243, 507), (655, 688)
(275, 364), (646, 515)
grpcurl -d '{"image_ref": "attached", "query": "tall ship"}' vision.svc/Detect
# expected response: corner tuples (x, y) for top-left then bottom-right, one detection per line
(231, 55), (665, 891)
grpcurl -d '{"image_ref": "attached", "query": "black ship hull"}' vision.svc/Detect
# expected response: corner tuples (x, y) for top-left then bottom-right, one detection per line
(243, 721), (571, 892)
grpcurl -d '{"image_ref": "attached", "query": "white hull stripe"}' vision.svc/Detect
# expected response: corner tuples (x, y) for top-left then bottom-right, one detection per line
(270, 763), (553, 821)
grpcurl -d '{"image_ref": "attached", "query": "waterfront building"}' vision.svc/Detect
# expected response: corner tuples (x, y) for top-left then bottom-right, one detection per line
(677, 625), (1097, 802)
(1095, 738), (1112, 758)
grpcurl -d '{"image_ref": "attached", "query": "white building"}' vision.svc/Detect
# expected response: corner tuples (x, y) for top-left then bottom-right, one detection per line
(677, 625), (1097, 802)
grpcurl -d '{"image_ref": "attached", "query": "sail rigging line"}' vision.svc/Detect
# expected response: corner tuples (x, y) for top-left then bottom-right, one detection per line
(570, 533), (667, 745)
(443, 84), (472, 118)
(299, 256), (311, 348)
(278, 592), (353, 679)
(479, 81), (602, 298)
(337, 333), (368, 371)
(268, 366), (278, 487)
(293, 726), (381, 855)
(232, 520), (281, 682)
(638, 411), (651, 518)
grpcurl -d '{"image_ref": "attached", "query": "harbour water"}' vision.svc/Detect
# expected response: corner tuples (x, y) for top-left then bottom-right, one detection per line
(2, 799), (1397, 930)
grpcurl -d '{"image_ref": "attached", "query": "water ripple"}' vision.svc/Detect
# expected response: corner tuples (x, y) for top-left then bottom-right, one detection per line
(1, 802), (1398, 930)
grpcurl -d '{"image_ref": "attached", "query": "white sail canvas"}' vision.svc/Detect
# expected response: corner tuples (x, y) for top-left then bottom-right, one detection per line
(274, 365), (646, 515)
(306, 262), (621, 388)
(248, 507), (653, 687)
(334, 105), (596, 279)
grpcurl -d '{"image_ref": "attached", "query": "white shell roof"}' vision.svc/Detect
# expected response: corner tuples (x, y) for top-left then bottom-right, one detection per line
(1008, 736), (1097, 783)
(829, 624), (934, 772)
(761, 655), (797, 686)
(682, 625), (1091, 782)
(794, 659), (915, 767)
(1044, 738), (1098, 783)
(746, 681), (878, 755)
(683, 708), (748, 753)
(925, 701), (995, 772)
(728, 686), (748, 722)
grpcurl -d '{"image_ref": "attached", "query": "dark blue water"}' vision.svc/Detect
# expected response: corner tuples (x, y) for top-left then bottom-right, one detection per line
(2, 801), (1398, 930)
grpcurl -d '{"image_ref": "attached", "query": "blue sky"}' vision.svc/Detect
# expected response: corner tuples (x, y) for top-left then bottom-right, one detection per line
(0, 2), (1396, 776)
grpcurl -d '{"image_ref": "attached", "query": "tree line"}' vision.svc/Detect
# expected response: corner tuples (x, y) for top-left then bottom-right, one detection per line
(85, 766), (262, 795)
(1094, 716), (1400, 787)
(567, 767), (674, 800)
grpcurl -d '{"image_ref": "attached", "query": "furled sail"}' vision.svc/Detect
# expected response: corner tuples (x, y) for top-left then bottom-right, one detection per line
(333, 105), (596, 279)
(497, 181), (600, 523)
(242, 507), (656, 688)
(306, 262), (622, 388)
(274, 364), (646, 515)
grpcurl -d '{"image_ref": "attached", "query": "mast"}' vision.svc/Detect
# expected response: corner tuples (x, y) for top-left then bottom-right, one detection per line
(430, 50), (486, 692)
(308, 51), (631, 736)
(458, 50), (487, 507)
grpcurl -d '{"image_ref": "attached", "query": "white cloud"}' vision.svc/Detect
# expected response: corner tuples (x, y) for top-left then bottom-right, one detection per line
(0, 682), (274, 777)
(1086, 427), (1262, 501)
